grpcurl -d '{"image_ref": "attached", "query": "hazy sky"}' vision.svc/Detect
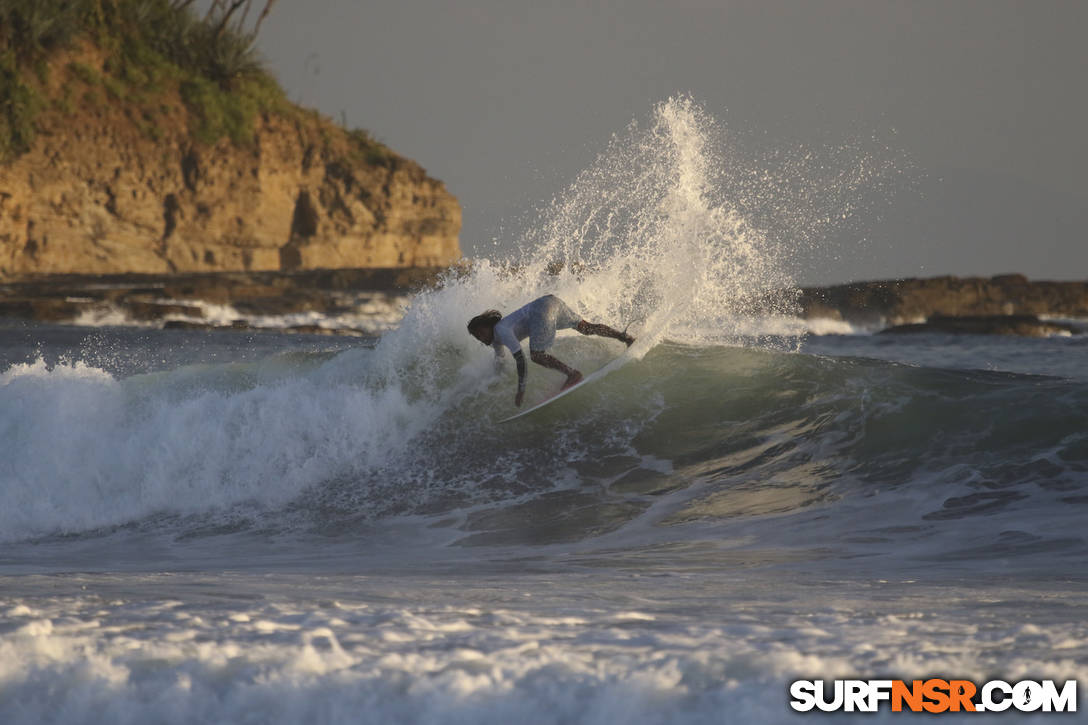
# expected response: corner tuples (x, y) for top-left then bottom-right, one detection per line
(256, 0), (1087, 285)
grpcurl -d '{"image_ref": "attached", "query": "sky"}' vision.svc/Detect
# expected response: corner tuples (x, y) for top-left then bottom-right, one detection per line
(255, 0), (1087, 285)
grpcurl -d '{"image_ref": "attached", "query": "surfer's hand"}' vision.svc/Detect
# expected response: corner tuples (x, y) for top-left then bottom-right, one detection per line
(515, 388), (525, 407)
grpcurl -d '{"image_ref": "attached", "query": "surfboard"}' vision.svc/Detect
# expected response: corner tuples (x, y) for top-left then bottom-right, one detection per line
(498, 353), (631, 423)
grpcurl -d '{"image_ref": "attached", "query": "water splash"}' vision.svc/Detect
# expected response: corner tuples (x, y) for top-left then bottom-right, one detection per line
(389, 96), (803, 379)
(516, 97), (799, 350)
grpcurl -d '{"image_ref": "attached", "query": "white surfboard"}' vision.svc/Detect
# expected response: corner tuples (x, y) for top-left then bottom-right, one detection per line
(498, 353), (632, 423)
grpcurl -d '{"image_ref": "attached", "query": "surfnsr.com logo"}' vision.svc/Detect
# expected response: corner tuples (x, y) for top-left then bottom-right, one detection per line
(789, 679), (1077, 713)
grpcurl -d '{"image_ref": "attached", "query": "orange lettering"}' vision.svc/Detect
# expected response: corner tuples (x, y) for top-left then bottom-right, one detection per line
(923, 679), (951, 713)
(892, 680), (924, 712)
(948, 680), (977, 712)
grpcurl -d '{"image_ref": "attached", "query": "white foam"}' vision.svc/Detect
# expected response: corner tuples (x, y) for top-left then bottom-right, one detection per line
(1, 575), (1084, 725)
(73, 305), (145, 327)
(179, 295), (410, 333)
(72, 294), (410, 333)
(801, 316), (870, 336)
(0, 358), (117, 386)
(0, 355), (442, 541)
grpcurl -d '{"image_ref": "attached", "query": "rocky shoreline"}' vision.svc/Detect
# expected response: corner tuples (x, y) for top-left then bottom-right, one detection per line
(799, 274), (1088, 337)
(0, 271), (1085, 337)
(0, 268), (450, 336)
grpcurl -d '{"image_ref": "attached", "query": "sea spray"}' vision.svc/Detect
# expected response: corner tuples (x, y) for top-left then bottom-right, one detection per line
(515, 96), (803, 349)
(353, 93), (896, 397)
(379, 95), (804, 395)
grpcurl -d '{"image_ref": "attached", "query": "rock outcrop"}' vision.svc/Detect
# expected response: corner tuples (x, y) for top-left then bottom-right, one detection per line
(0, 267), (453, 335)
(0, 49), (461, 279)
(800, 275), (1088, 328)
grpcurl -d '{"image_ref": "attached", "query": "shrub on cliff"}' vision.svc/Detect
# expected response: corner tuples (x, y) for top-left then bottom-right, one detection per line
(0, 0), (286, 158)
(0, 0), (88, 55)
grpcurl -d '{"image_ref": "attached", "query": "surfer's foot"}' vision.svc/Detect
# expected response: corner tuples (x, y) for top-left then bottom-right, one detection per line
(620, 333), (635, 347)
(562, 370), (584, 390)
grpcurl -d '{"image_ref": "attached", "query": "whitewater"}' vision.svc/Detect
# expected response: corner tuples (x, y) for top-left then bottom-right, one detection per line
(2, 98), (1087, 723)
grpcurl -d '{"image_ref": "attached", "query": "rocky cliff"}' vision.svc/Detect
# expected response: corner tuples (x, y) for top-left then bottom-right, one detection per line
(0, 46), (461, 279)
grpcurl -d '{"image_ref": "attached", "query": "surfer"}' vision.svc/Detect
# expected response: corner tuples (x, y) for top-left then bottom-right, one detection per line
(467, 295), (634, 407)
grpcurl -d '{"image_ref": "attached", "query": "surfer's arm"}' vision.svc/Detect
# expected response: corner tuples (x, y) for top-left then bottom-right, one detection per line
(512, 350), (527, 406)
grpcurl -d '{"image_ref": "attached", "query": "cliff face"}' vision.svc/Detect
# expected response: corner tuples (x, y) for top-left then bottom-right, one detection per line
(0, 53), (461, 279)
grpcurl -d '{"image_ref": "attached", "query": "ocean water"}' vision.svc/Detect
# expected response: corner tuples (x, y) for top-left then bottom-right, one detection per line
(2, 99), (1087, 723)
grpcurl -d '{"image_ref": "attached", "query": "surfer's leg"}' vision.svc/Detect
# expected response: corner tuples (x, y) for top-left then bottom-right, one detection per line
(530, 350), (583, 389)
(575, 320), (635, 347)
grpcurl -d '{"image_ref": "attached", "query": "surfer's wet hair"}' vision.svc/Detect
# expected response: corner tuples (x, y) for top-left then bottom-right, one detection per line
(467, 310), (502, 336)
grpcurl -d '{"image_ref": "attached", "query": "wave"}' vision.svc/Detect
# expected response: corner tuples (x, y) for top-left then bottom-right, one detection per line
(3, 341), (1086, 568)
(8, 97), (1079, 568)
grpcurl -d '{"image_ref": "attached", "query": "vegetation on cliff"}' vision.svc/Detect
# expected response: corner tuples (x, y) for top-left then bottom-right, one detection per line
(0, 0), (460, 279)
(0, 0), (390, 160)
